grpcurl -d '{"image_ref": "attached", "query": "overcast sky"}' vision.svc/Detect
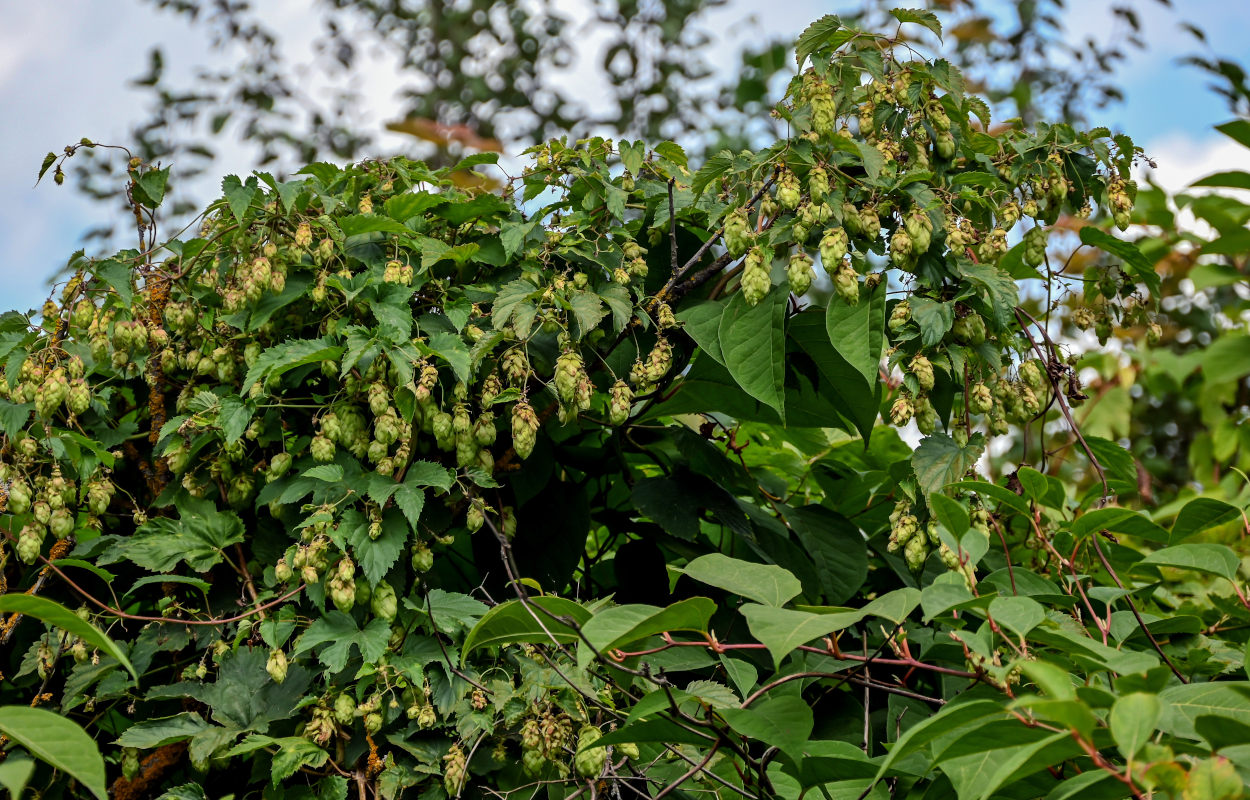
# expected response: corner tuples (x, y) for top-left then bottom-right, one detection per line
(2, 0), (1248, 313)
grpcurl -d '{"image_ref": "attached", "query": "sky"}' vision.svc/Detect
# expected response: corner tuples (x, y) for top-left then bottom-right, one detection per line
(2, 0), (1248, 314)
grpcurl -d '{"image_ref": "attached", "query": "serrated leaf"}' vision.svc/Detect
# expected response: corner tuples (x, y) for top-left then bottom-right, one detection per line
(692, 150), (734, 197)
(115, 713), (210, 748)
(134, 167), (171, 208)
(243, 337), (344, 391)
(909, 297), (954, 347)
(94, 259), (135, 306)
(957, 262), (1018, 330)
(221, 175), (257, 224)
(294, 612), (392, 672)
(302, 465), (344, 482)
(719, 285), (787, 422)
(1078, 227), (1160, 295)
(890, 8), (942, 40)
(654, 141), (688, 168)
(569, 291), (608, 333)
(347, 508), (409, 585)
(795, 15), (845, 69)
(912, 433), (985, 498)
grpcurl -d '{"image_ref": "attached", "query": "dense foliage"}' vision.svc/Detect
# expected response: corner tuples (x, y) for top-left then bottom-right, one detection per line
(3, 12), (1250, 800)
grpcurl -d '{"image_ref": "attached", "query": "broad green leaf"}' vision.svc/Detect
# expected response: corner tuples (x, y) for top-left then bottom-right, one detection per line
(740, 604), (862, 667)
(826, 279), (886, 388)
(784, 505), (867, 604)
(987, 596), (1045, 637)
(100, 495), (244, 573)
(719, 696), (814, 758)
(569, 291), (607, 334)
(578, 598), (716, 669)
(874, 700), (1006, 780)
(591, 718), (715, 750)
(1158, 682), (1250, 740)
(93, 259), (135, 306)
(0, 707), (107, 800)
(691, 150), (734, 197)
(677, 299), (726, 365)
(0, 595), (137, 682)
(338, 215), (412, 237)
(134, 167), (171, 208)
(1215, 119), (1250, 149)
(0, 752), (34, 800)
(346, 508), (409, 586)
(912, 433), (984, 498)
(462, 596), (592, 657)
(1042, 770), (1119, 800)
(1137, 543), (1240, 582)
(1170, 498), (1242, 543)
(683, 553), (801, 607)
(271, 737), (330, 784)
(719, 285), (787, 421)
(1070, 507), (1168, 543)
(146, 648), (311, 731)
(302, 465), (344, 482)
(909, 297), (953, 347)
(1109, 692), (1161, 759)
(957, 262), (1019, 330)
(940, 728), (1074, 800)
(116, 713), (210, 748)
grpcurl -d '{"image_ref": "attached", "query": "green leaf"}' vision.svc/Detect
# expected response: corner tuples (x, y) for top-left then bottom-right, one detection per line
(0, 707), (107, 800)
(1170, 498), (1242, 543)
(683, 553), (802, 607)
(874, 700), (1006, 781)
(1191, 170), (1250, 190)
(740, 604), (861, 667)
(1109, 693), (1161, 759)
(101, 496), (244, 573)
(988, 596), (1045, 637)
(578, 598), (716, 669)
(133, 167), (171, 208)
(1078, 227), (1160, 294)
(1070, 507), (1168, 543)
(1215, 119), (1250, 149)
(719, 285), (787, 422)
(403, 460), (455, 492)
(271, 737), (330, 784)
(93, 259), (135, 306)
(569, 291), (608, 334)
(302, 465), (344, 482)
(346, 508), (409, 586)
(890, 8), (942, 40)
(719, 696), (814, 758)
(0, 752), (34, 800)
(294, 612), (392, 672)
(941, 728), (1075, 800)
(146, 648), (311, 731)
(826, 279), (886, 388)
(956, 262), (1018, 330)
(425, 331), (472, 384)
(0, 595), (137, 682)
(784, 505), (867, 604)
(912, 433), (984, 498)
(243, 337), (344, 391)
(116, 713), (210, 748)
(796, 15), (847, 69)
(909, 297), (953, 348)
(692, 150), (734, 197)
(677, 300), (726, 365)
(221, 175), (258, 224)
(653, 141), (688, 168)
(462, 596), (591, 657)
(618, 140), (645, 176)
(1158, 682), (1250, 740)
(38, 151), (57, 182)
(1137, 543), (1240, 582)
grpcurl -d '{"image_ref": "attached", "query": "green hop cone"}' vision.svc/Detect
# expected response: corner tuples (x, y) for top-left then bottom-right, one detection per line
(909, 355), (935, 392)
(890, 395), (914, 426)
(411, 542), (434, 573)
(777, 169), (801, 210)
(371, 582), (398, 622)
(819, 227), (848, 267)
(968, 383), (993, 414)
(311, 435), (336, 463)
(575, 726), (607, 779)
(7, 480), (31, 515)
(915, 396), (939, 435)
(889, 228), (914, 269)
(808, 166), (830, 204)
(904, 210), (933, 253)
(266, 648), (288, 684)
(723, 208), (752, 257)
(17, 525), (43, 564)
(741, 246), (771, 307)
(935, 130), (956, 160)
(904, 535), (928, 571)
(888, 301), (911, 333)
(787, 252), (814, 296)
(859, 205), (881, 240)
(334, 693), (356, 726)
(1019, 359), (1047, 393)
(49, 508), (74, 539)
(522, 748), (546, 776)
(608, 380), (633, 426)
(511, 400), (539, 459)
(952, 313), (986, 346)
(444, 745), (468, 797)
(466, 500), (485, 533)
(268, 452), (293, 481)
(833, 262), (860, 305)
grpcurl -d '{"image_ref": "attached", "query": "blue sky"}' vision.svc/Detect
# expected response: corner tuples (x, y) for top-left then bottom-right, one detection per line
(2, 0), (1247, 314)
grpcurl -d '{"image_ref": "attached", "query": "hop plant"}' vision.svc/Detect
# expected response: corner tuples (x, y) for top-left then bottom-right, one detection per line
(808, 165), (830, 204)
(574, 726), (607, 779)
(820, 227), (849, 268)
(952, 313), (987, 346)
(266, 648), (288, 684)
(890, 394), (915, 426)
(512, 400), (540, 459)
(444, 744), (468, 797)
(968, 382), (993, 414)
(910, 355), (935, 392)
(777, 169), (802, 210)
(723, 208), (752, 257)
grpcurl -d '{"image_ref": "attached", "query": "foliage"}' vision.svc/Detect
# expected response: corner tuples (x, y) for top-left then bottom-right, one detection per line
(3, 12), (1250, 800)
